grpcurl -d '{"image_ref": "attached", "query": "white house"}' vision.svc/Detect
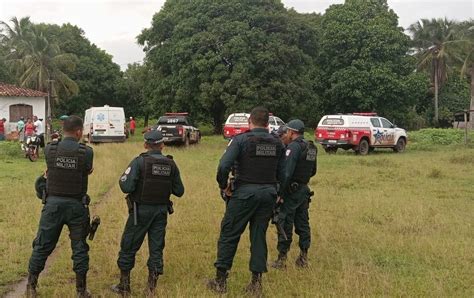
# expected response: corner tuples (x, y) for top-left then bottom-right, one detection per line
(0, 82), (47, 134)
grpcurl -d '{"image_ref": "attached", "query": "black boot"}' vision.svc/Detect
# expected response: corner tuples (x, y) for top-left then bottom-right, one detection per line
(207, 268), (228, 294)
(245, 272), (263, 296)
(146, 271), (159, 295)
(26, 272), (39, 298)
(76, 273), (91, 298)
(271, 252), (287, 269)
(295, 249), (309, 268)
(111, 270), (131, 296)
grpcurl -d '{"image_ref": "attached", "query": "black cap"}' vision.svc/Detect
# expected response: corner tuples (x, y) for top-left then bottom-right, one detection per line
(286, 119), (305, 134)
(144, 130), (164, 144)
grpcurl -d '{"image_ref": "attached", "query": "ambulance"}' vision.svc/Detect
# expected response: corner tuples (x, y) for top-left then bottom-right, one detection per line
(83, 105), (126, 143)
(315, 113), (407, 155)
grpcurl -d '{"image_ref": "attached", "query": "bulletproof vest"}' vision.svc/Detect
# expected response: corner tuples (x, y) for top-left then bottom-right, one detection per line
(46, 141), (88, 198)
(235, 133), (282, 184)
(292, 139), (317, 184)
(131, 153), (176, 204)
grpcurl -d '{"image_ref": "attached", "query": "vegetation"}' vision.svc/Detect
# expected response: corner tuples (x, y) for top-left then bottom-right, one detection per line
(0, 136), (473, 296)
(0, 1), (473, 128)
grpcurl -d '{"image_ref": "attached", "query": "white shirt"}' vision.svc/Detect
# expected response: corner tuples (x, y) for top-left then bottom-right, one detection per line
(34, 120), (44, 134)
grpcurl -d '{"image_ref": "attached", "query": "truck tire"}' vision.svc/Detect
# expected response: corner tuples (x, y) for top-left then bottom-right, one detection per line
(393, 137), (406, 153)
(356, 139), (369, 155)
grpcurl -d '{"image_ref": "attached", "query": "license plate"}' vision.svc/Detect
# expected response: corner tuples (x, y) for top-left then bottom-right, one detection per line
(96, 131), (104, 135)
(236, 129), (241, 133)
(328, 140), (337, 143)
(163, 137), (168, 141)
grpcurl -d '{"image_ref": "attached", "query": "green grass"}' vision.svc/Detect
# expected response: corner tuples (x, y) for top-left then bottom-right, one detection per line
(0, 136), (473, 296)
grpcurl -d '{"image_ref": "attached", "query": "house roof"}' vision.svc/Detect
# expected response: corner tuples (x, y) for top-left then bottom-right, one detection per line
(0, 82), (47, 97)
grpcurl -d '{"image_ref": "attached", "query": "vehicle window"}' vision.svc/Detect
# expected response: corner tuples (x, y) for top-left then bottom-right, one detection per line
(229, 115), (249, 124)
(276, 118), (285, 126)
(158, 116), (188, 125)
(380, 118), (393, 128)
(370, 118), (381, 127)
(322, 118), (344, 125)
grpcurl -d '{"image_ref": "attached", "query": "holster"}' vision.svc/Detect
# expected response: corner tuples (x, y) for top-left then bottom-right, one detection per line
(125, 195), (133, 213)
(167, 201), (174, 215)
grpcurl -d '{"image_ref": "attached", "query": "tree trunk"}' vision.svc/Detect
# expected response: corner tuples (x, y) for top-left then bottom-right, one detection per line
(470, 66), (474, 129)
(212, 100), (225, 134)
(144, 112), (149, 128)
(434, 59), (439, 126)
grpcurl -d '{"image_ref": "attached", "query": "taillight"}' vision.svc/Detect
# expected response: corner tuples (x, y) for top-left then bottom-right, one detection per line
(178, 127), (183, 135)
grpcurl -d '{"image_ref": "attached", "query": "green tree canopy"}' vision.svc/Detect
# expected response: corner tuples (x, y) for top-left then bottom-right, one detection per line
(138, 0), (320, 131)
(318, 0), (427, 126)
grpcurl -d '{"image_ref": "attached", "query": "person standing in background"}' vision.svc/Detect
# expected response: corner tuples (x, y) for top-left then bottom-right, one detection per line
(0, 118), (6, 141)
(129, 117), (136, 136)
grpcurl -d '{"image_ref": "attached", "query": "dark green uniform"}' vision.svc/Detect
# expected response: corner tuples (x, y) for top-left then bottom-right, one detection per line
(29, 137), (94, 275)
(117, 149), (184, 275)
(215, 128), (285, 273)
(277, 136), (317, 255)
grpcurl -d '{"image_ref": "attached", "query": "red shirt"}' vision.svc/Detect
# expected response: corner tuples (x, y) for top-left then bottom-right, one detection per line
(130, 120), (136, 130)
(0, 120), (4, 134)
(25, 123), (35, 136)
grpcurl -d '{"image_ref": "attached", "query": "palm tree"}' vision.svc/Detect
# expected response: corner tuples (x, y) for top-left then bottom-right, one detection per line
(455, 21), (474, 128)
(408, 18), (459, 125)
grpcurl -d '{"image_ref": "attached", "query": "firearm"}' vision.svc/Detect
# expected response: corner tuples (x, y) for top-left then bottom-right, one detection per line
(168, 201), (174, 215)
(125, 195), (137, 226)
(88, 216), (101, 240)
(220, 177), (235, 203)
(272, 199), (287, 240)
(41, 189), (47, 204)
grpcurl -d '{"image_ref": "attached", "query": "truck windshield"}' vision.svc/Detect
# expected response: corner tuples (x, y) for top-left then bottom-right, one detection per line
(158, 116), (188, 125)
(228, 115), (248, 124)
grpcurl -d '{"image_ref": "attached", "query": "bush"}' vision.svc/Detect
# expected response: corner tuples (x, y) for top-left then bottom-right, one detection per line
(408, 129), (474, 146)
(0, 141), (23, 158)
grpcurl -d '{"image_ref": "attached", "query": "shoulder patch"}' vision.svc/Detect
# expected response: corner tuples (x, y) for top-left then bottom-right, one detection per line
(227, 139), (233, 147)
(124, 167), (131, 175)
(120, 175), (127, 182)
(286, 149), (291, 156)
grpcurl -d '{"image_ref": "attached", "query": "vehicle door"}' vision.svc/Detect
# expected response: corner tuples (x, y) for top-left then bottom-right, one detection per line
(380, 118), (396, 145)
(370, 117), (383, 146)
(108, 110), (125, 136)
(92, 110), (108, 136)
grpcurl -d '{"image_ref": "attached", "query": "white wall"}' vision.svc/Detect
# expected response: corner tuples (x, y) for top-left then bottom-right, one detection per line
(0, 96), (46, 133)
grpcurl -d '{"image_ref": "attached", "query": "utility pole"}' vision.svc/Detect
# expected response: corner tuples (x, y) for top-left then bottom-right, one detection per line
(46, 79), (54, 143)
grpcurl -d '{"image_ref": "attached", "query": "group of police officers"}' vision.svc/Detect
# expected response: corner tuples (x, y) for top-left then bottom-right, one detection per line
(26, 106), (317, 297)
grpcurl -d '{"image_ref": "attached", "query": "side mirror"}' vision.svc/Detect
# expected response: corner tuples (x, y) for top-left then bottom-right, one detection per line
(391, 124), (397, 128)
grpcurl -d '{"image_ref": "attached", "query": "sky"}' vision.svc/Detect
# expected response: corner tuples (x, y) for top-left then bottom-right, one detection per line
(0, 0), (472, 69)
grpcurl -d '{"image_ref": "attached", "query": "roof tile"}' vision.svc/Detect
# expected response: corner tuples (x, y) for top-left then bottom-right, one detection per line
(0, 82), (47, 97)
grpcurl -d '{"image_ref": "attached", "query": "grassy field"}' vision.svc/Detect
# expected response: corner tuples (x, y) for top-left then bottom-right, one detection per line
(0, 134), (473, 297)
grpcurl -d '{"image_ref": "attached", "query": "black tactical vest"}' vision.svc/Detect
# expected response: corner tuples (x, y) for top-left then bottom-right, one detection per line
(46, 142), (88, 198)
(292, 139), (317, 184)
(131, 153), (176, 205)
(235, 133), (282, 184)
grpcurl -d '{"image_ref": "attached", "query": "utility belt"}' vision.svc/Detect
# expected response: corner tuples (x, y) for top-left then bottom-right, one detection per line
(235, 179), (279, 189)
(125, 195), (174, 226)
(42, 192), (89, 204)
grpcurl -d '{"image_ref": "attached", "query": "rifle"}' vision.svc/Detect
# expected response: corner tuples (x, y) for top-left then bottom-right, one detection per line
(125, 195), (137, 226)
(272, 200), (287, 240)
(88, 216), (101, 240)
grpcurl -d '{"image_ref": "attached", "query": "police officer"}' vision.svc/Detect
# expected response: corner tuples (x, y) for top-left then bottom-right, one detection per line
(208, 107), (285, 296)
(27, 115), (94, 297)
(111, 130), (185, 296)
(272, 119), (317, 269)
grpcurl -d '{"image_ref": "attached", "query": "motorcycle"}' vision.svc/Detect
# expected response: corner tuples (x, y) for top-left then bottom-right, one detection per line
(24, 135), (41, 162)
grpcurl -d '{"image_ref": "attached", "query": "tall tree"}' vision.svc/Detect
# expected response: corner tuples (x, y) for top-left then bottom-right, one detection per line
(455, 20), (474, 128)
(408, 18), (459, 124)
(318, 0), (426, 125)
(138, 0), (319, 132)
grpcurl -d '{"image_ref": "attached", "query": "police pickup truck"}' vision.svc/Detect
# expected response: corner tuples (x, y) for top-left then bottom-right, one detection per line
(315, 113), (407, 155)
(156, 113), (200, 146)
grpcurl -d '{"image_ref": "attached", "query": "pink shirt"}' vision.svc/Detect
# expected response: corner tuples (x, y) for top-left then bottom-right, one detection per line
(25, 123), (35, 136)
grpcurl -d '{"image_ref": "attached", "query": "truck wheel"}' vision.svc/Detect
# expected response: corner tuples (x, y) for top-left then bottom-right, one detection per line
(356, 139), (369, 155)
(393, 138), (406, 153)
(324, 147), (338, 154)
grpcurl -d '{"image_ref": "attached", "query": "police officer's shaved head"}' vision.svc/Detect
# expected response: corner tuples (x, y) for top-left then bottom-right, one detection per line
(63, 115), (83, 133)
(249, 106), (269, 127)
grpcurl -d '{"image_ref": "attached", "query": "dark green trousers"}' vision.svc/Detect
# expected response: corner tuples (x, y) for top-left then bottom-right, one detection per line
(277, 186), (311, 254)
(117, 204), (168, 274)
(214, 184), (276, 273)
(28, 197), (90, 275)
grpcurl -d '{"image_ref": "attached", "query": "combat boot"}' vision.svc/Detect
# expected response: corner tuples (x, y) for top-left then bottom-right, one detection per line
(111, 270), (131, 296)
(146, 270), (159, 296)
(207, 268), (228, 294)
(76, 273), (91, 298)
(295, 249), (309, 268)
(271, 252), (287, 269)
(245, 272), (263, 297)
(26, 272), (39, 298)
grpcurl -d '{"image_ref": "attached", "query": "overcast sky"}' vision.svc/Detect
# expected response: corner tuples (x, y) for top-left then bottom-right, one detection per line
(1, 0), (472, 69)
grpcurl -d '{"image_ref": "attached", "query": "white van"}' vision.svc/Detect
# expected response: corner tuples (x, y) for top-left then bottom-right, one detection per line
(83, 105), (126, 143)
